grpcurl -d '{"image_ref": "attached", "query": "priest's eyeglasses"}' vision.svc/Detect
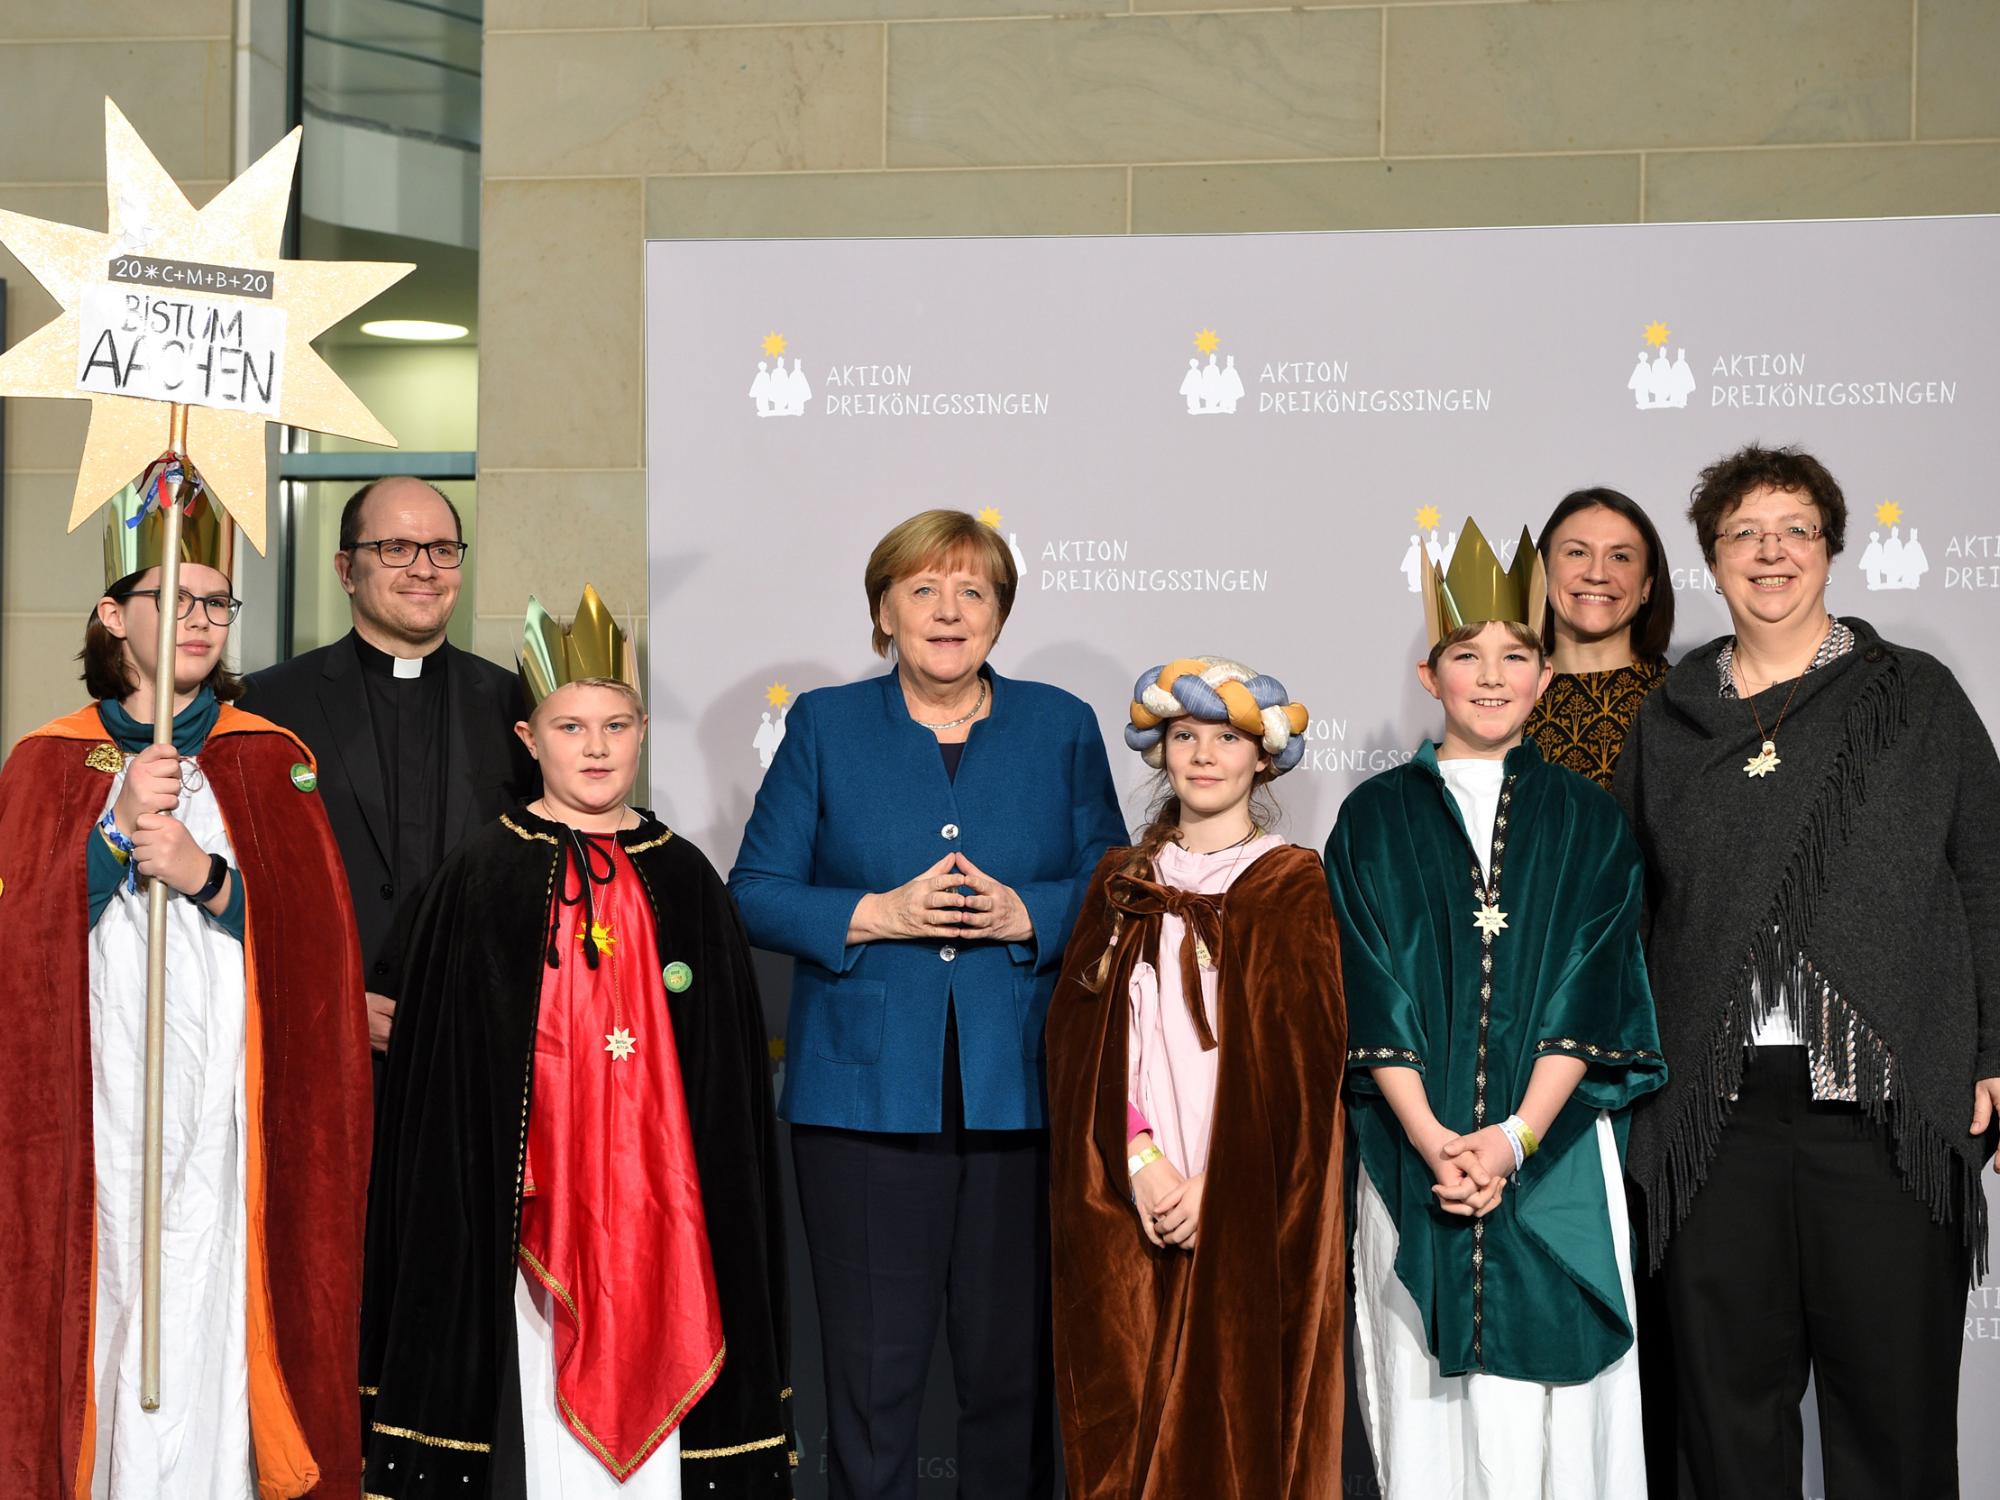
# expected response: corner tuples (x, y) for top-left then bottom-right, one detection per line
(121, 587), (244, 625)
(348, 537), (469, 569)
(1717, 523), (1824, 556)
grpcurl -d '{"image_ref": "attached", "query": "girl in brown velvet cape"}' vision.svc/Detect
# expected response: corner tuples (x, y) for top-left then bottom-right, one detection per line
(1046, 657), (1346, 1500)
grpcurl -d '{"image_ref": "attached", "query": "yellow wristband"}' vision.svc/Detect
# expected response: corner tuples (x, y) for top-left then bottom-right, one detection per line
(1127, 1145), (1164, 1177)
(98, 822), (130, 864)
(1517, 1121), (1539, 1158)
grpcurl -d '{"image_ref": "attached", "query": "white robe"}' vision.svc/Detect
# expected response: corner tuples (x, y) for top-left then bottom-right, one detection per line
(89, 760), (253, 1500)
(514, 1275), (681, 1497)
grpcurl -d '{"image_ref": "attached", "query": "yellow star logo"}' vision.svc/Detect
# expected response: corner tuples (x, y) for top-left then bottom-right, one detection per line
(0, 99), (412, 554)
(1874, 500), (1904, 526)
(1193, 328), (1220, 354)
(1473, 903), (1509, 938)
(604, 1027), (637, 1062)
(576, 919), (616, 954)
(1643, 321), (1671, 348)
(977, 506), (1002, 528)
(1414, 504), (1442, 531)
(764, 681), (791, 708)
(761, 331), (787, 357)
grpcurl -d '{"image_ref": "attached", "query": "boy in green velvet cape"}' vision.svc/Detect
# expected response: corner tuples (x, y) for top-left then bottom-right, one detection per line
(1324, 518), (1666, 1499)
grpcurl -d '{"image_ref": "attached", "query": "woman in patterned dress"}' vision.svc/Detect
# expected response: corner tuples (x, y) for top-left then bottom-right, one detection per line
(1523, 488), (1675, 790)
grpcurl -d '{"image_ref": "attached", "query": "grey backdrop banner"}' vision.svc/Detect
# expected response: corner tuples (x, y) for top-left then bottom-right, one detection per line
(645, 220), (2000, 1498)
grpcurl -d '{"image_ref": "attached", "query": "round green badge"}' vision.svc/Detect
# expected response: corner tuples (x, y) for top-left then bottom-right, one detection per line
(663, 961), (693, 993)
(289, 763), (318, 793)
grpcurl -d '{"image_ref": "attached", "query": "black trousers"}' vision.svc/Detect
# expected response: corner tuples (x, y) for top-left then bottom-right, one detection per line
(791, 1016), (1055, 1500)
(1663, 1048), (1970, 1500)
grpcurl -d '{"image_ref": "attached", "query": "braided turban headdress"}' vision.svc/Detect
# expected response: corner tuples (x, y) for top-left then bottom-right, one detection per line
(1124, 657), (1310, 775)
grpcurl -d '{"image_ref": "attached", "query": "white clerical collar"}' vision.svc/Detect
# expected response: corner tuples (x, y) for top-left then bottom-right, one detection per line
(393, 654), (425, 679)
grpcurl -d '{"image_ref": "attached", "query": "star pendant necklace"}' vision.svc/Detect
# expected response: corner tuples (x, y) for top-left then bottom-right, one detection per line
(1737, 616), (1829, 779)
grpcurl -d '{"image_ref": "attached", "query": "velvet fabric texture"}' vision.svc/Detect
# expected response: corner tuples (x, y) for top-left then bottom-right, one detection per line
(0, 705), (372, 1499)
(1615, 619), (2000, 1272)
(360, 808), (794, 1498)
(1046, 843), (1347, 1500)
(1327, 740), (1665, 1384)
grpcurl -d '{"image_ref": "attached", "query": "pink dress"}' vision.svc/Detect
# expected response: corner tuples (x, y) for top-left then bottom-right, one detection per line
(1126, 834), (1285, 1177)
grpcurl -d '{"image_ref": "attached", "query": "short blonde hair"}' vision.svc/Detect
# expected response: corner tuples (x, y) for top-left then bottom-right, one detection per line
(864, 509), (1018, 657)
(529, 676), (645, 722)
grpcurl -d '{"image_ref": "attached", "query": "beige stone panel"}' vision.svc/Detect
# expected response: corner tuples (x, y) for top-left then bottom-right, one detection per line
(645, 167), (1127, 238)
(1387, 0), (1910, 156)
(488, 0), (646, 29)
(1133, 154), (1640, 233)
(888, 11), (1380, 167)
(472, 470), (648, 632)
(484, 27), (882, 178)
(0, 40), (231, 182)
(2, 472), (102, 613)
(653, 0), (1118, 22)
(1647, 143), (2000, 223)
(1918, 1), (2000, 140)
(0, 1), (232, 40)
(1, 613), (86, 751)
(479, 179), (643, 471)
(1, 183), (222, 474)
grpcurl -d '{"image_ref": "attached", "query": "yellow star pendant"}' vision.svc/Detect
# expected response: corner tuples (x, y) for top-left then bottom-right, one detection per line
(604, 1027), (637, 1062)
(1473, 903), (1509, 938)
(0, 99), (412, 551)
(577, 919), (616, 954)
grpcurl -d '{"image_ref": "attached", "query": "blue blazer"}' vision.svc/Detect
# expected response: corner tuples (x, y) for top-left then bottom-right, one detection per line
(729, 666), (1126, 1132)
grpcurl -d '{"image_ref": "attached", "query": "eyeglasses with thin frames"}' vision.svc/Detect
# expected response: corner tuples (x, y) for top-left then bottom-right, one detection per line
(120, 587), (244, 625)
(346, 537), (469, 569)
(1718, 524), (1823, 557)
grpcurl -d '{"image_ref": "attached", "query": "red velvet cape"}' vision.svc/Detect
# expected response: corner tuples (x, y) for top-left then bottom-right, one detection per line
(0, 706), (373, 1499)
(1046, 843), (1347, 1500)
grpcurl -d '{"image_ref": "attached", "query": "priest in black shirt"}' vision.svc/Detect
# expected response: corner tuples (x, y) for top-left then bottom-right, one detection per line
(245, 477), (538, 1079)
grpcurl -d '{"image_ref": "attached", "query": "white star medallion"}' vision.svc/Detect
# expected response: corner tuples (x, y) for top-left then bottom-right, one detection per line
(1473, 903), (1509, 938)
(604, 1027), (637, 1062)
(1744, 740), (1781, 778)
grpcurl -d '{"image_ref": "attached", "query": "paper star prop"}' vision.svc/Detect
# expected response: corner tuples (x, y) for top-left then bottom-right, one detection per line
(604, 1027), (638, 1062)
(577, 918), (617, 955)
(0, 99), (413, 554)
(1473, 903), (1510, 938)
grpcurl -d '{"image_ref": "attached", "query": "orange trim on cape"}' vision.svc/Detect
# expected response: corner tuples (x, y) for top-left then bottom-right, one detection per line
(21, 702), (318, 771)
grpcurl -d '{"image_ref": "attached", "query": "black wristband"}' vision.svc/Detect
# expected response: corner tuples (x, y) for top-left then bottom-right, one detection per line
(186, 852), (229, 905)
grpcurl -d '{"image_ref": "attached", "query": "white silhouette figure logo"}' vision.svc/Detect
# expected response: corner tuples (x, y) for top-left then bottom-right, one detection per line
(1860, 524), (1929, 590)
(1401, 534), (1425, 593)
(753, 704), (789, 768)
(1180, 332), (1243, 415)
(1628, 326), (1696, 410)
(751, 337), (814, 416)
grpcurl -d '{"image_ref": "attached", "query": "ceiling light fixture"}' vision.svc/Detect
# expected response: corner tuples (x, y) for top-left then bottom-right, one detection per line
(360, 319), (469, 342)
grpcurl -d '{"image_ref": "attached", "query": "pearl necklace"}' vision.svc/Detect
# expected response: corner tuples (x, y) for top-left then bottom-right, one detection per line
(911, 676), (987, 732)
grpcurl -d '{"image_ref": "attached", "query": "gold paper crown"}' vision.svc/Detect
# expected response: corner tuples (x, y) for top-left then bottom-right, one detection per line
(521, 584), (640, 709)
(103, 477), (235, 589)
(1420, 517), (1548, 649)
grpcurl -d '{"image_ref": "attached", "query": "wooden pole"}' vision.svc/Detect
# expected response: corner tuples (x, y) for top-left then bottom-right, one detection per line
(139, 403), (190, 1412)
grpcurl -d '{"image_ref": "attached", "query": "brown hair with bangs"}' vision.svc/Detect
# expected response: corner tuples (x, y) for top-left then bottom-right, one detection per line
(79, 571), (245, 705)
(1424, 618), (1544, 673)
(864, 509), (1018, 657)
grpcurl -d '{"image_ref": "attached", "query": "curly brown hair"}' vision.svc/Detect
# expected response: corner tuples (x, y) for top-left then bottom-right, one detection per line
(1687, 444), (1848, 565)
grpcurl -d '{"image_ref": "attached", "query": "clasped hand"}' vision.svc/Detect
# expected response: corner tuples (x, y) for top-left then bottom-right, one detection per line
(859, 852), (1032, 944)
(112, 744), (213, 896)
(1131, 1150), (1204, 1250)
(1425, 1123), (1515, 1219)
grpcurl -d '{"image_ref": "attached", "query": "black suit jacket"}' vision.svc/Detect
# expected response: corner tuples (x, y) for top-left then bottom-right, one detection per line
(243, 631), (540, 992)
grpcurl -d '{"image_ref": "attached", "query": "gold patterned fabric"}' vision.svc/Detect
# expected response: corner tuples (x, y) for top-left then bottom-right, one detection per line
(1523, 659), (1668, 790)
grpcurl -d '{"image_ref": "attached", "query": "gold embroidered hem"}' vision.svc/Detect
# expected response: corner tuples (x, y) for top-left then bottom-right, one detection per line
(1349, 1045), (1422, 1067)
(369, 1420), (493, 1453)
(1522, 659), (1667, 790)
(1534, 1038), (1665, 1063)
(625, 828), (674, 853)
(683, 1432), (790, 1460)
(501, 813), (559, 844)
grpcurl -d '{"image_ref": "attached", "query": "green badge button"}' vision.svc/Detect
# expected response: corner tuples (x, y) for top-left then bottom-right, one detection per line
(289, 763), (318, 793)
(663, 961), (693, 993)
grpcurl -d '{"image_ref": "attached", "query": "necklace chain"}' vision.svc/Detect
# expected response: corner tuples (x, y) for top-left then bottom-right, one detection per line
(912, 675), (987, 731)
(1734, 615), (1831, 777)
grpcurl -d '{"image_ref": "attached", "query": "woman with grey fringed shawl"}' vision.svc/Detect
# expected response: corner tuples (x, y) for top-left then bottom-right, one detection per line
(1615, 443), (2000, 1500)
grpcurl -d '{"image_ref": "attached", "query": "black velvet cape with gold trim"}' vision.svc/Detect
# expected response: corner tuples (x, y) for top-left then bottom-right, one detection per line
(359, 807), (794, 1498)
(1045, 843), (1346, 1500)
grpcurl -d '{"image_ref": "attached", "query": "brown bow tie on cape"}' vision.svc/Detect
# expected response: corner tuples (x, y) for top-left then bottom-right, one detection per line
(1106, 872), (1225, 1050)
